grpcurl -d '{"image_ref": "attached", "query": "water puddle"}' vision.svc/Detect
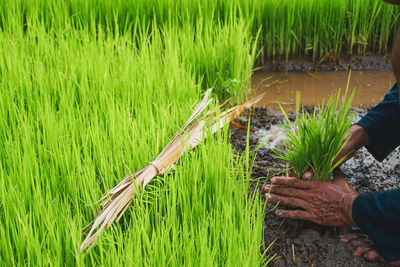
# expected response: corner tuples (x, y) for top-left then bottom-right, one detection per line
(251, 70), (396, 111)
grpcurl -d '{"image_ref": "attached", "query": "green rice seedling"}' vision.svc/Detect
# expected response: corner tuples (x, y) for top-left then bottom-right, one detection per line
(161, 18), (258, 102)
(1, 0), (399, 64)
(1, 0), (398, 265)
(0, 4), (267, 265)
(274, 87), (355, 181)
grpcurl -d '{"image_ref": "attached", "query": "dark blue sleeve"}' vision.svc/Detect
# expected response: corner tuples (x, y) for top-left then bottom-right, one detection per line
(355, 83), (400, 161)
(352, 84), (400, 262)
(352, 189), (400, 262)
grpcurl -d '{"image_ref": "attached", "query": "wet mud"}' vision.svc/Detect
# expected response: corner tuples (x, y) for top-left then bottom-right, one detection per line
(230, 107), (400, 267)
(262, 53), (392, 72)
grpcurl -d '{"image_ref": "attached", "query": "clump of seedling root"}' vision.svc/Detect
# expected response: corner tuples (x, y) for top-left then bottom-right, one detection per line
(274, 89), (355, 181)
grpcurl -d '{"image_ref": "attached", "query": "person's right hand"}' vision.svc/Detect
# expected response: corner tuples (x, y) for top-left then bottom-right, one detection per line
(302, 125), (370, 180)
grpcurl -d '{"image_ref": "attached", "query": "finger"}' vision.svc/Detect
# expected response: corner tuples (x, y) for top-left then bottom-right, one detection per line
(347, 239), (373, 250)
(270, 177), (314, 189)
(340, 233), (358, 243)
(353, 246), (374, 257)
(275, 209), (314, 222)
(263, 184), (271, 193)
(266, 193), (308, 208)
(363, 250), (385, 263)
(268, 185), (311, 200)
(302, 169), (314, 180)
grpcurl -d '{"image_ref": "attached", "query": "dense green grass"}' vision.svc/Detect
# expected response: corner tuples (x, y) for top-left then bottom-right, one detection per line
(1, 0), (400, 63)
(0, 12), (266, 266)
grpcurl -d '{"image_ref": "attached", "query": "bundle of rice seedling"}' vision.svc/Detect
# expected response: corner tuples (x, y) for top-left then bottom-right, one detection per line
(274, 86), (355, 181)
(80, 89), (263, 252)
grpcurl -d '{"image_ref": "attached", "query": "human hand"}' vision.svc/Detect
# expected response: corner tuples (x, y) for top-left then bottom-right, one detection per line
(263, 170), (358, 227)
(340, 229), (385, 263)
(301, 125), (370, 180)
(340, 228), (400, 266)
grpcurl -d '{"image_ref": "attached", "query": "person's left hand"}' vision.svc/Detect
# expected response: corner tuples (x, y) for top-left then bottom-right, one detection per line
(263, 170), (358, 227)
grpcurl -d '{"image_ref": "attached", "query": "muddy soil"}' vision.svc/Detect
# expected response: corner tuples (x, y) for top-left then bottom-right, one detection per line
(230, 107), (400, 267)
(261, 53), (392, 72)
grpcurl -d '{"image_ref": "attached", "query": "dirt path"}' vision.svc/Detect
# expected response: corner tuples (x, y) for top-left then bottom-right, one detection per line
(230, 107), (400, 266)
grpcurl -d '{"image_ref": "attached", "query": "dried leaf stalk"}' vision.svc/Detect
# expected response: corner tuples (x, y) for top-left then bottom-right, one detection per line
(80, 90), (263, 252)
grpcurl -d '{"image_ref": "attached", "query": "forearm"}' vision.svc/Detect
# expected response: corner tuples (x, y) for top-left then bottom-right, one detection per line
(333, 125), (369, 167)
(355, 84), (400, 161)
(343, 125), (369, 153)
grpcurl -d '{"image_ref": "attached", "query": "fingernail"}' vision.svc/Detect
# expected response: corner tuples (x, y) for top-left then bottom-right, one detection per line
(275, 210), (282, 216)
(271, 177), (276, 183)
(353, 249), (365, 257)
(264, 185), (270, 191)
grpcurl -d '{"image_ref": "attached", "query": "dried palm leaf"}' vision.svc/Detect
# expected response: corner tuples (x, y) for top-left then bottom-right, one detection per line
(80, 90), (263, 252)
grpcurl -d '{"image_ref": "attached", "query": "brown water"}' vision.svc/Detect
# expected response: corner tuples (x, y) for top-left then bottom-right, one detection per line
(252, 70), (396, 111)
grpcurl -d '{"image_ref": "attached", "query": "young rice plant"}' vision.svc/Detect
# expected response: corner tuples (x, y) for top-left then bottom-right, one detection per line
(274, 89), (355, 181)
(0, 3), (266, 265)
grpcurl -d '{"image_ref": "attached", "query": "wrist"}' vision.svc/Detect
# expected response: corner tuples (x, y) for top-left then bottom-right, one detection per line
(342, 192), (358, 226)
(348, 125), (370, 150)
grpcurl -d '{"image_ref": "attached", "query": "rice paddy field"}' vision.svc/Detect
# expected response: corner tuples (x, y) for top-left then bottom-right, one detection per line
(1, 0), (399, 266)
